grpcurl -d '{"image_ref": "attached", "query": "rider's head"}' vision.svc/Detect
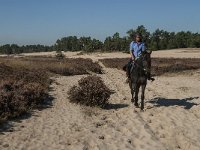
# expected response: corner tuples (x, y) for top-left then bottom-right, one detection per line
(135, 33), (142, 43)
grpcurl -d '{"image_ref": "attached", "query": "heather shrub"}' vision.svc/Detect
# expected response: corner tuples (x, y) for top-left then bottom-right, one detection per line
(68, 76), (112, 107)
(100, 58), (200, 76)
(0, 57), (103, 76)
(151, 58), (200, 75)
(100, 58), (128, 70)
(26, 57), (103, 75)
(0, 64), (50, 122)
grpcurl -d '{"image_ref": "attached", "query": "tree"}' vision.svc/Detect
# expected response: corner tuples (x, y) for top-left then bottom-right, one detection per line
(1, 25), (200, 54)
(0, 44), (12, 54)
(103, 36), (112, 51)
(127, 25), (150, 47)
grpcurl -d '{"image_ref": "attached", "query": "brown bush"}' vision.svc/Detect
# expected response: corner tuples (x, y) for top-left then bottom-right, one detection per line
(100, 58), (128, 70)
(100, 58), (200, 76)
(0, 56), (103, 123)
(0, 63), (14, 78)
(46, 58), (102, 75)
(68, 76), (112, 107)
(151, 58), (200, 76)
(0, 57), (102, 76)
(0, 64), (50, 122)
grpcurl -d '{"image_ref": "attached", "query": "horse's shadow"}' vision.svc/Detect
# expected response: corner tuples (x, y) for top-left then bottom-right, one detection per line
(148, 97), (199, 109)
(104, 103), (129, 110)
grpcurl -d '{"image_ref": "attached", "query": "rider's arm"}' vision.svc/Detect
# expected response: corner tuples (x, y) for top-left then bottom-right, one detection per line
(130, 51), (135, 61)
(130, 42), (135, 61)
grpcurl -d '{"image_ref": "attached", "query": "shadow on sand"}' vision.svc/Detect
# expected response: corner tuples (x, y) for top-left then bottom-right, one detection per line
(104, 103), (129, 110)
(148, 97), (199, 109)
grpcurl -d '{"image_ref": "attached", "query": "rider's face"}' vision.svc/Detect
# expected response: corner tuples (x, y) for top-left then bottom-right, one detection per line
(136, 36), (141, 42)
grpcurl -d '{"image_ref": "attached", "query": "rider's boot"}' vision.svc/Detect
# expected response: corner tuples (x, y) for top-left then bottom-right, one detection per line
(147, 72), (155, 81)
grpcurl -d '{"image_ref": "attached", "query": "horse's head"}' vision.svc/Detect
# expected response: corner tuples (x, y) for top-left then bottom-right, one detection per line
(136, 50), (152, 71)
(143, 50), (152, 68)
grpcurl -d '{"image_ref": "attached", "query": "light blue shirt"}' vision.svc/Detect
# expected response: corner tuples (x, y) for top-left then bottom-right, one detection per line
(130, 41), (145, 58)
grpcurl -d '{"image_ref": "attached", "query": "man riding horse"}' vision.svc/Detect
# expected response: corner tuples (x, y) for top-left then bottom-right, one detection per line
(123, 33), (155, 110)
(125, 33), (154, 82)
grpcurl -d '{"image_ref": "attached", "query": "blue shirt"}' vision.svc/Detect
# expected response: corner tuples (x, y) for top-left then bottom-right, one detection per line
(130, 41), (145, 58)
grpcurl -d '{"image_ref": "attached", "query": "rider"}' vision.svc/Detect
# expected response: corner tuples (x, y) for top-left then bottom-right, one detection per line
(126, 33), (154, 82)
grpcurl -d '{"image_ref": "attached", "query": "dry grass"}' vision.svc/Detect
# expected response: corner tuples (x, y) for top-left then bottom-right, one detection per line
(100, 58), (200, 76)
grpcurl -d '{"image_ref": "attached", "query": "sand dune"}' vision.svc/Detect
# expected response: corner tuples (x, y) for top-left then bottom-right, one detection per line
(0, 50), (200, 150)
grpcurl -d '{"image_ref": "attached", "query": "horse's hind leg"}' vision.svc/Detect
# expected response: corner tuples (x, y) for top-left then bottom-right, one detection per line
(131, 93), (135, 103)
(141, 84), (146, 110)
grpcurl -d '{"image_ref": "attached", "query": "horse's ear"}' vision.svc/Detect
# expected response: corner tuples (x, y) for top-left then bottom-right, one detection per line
(146, 50), (152, 54)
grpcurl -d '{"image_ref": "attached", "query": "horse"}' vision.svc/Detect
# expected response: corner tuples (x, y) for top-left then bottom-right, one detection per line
(128, 51), (152, 110)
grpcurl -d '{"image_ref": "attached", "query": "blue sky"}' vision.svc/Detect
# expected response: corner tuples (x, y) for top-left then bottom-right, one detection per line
(0, 0), (200, 45)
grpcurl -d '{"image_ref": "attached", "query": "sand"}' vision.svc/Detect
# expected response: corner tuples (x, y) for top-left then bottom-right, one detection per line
(0, 49), (200, 150)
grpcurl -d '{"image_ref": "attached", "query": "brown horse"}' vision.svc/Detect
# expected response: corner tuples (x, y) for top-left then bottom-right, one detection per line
(128, 51), (152, 110)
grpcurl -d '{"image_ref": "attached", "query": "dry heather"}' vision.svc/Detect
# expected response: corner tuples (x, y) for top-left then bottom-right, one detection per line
(152, 58), (200, 75)
(0, 57), (103, 123)
(100, 58), (200, 76)
(0, 57), (102, 76)
(0, 63), (50, 123)
(100, 58), (128, 70)
(68, 76), (113, 108)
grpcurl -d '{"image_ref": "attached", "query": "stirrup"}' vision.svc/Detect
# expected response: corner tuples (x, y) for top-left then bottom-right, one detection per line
(148, 77), (155, 81)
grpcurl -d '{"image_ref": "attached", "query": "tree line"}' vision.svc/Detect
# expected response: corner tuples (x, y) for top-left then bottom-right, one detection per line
(1, 25), (200, 54)
(0, 44), (53, 54)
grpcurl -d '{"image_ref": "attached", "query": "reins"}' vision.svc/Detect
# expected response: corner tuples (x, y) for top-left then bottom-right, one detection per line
(132, 54), (150, 73)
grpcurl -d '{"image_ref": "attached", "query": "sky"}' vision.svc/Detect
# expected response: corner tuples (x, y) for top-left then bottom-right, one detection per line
(0, 0), (200, 46)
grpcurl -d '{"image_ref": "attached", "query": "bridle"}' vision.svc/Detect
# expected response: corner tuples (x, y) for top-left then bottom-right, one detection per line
(133, 52), (151, 73)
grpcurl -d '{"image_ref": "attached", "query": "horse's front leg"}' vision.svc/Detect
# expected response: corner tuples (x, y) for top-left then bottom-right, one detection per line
(141, 84), (146, 110)
(130, 81), (135, 103)
(134, 84), (139, 107)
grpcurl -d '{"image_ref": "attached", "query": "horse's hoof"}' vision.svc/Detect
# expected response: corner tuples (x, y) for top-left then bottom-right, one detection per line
(140, 109), (145, 112)
(134, 103), (139, 108)
(150, 77), (155, 82)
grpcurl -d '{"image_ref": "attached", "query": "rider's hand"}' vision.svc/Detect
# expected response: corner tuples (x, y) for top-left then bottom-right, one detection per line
(131, 54), (135, 62)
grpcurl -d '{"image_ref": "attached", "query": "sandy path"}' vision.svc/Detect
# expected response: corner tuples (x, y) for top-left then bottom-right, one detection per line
(0, 57), (200, 149)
